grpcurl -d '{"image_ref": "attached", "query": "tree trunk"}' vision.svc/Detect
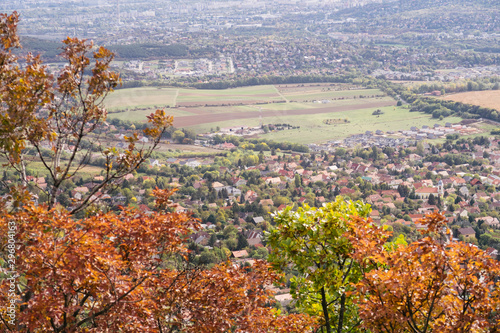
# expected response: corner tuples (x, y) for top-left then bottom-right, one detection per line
(20, 159), (27, 186)
(321, 286), (332, 333)
(337, 292), (346, 333)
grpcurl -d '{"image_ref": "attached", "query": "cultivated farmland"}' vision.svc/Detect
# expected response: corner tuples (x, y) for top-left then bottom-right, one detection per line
(441, 90), (500, 111)
(106, 83), (464, 144)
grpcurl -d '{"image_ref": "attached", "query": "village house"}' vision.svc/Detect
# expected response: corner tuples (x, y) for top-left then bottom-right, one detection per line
(231, 250), (249, 259)
(265, 177), (282, 185)
(244, 230), (264, 247)
(457, 227), (476, 241)
(260, 199), (274, 207)
(415, 187), (438, 199)
(476, 216), (500, 228)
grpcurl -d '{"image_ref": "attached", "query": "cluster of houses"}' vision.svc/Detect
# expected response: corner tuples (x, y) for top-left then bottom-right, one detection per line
(400, 123), (480, 140)
(180, 139), (500, 222)
(371, 65), (500, 83)
(175, 135), (500, 304)
(310, 122), (481, 152)
(120, 56), (233, 78)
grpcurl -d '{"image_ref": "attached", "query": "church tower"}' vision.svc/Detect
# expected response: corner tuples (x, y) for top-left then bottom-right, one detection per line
(437, 180), (444, 197)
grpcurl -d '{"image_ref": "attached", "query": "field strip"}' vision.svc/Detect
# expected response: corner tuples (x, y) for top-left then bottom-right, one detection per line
(173, 100), (396, 128)
(273, 85), (289, 102)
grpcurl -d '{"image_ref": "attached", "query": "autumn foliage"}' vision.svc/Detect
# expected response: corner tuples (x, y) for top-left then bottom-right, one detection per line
(269, 199), (500, 333)
(0, 12), (172, 214)
(2, 11), (500, 333)
(350, 211), (500, 333)
(0, 12), (317, 333)
(1, 195), (194, 331)
(0, 12), (53, 163)
(0, 189), (317, 332)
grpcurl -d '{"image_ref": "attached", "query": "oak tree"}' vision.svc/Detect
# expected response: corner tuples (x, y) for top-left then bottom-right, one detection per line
(0, 12), (318, 332)
(352, 211), (500, 333)
(0, 188), (317, 332)
(0, 12), (171, 215)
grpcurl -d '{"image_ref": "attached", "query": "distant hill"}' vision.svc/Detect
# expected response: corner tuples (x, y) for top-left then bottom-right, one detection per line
(106, 43), (189, 60)
(334, 0), (499, 33)
(13, 38), (214, 62)
(14, 37), (63, 62)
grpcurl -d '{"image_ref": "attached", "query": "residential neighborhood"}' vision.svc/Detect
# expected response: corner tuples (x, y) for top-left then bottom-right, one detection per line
(14, 130), (500, 281)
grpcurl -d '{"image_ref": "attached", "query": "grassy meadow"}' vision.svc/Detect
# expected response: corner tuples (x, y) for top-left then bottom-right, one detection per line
(260, 106), (463, 144)
(105, 87), (178, 110)
(176, 85), (282, 103)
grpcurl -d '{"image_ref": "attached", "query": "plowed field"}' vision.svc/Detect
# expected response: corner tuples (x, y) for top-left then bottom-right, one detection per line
(441, 90), (500, 110)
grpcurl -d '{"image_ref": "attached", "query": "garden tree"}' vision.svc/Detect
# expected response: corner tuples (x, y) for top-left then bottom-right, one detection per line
(351, 211), (500, 333)
(208, 233), (217, 247)
(370, 145), (379, 160)
(294, 174), (302, 187)
(427, 193), (436, 205)
(267, 197), (374, 333)
(0, 188), (318, 332)
(0, 12), (171, 214)
(397, 185), (410, 198)
(172, 130), (185, 143)
(237, 232), (249, 250)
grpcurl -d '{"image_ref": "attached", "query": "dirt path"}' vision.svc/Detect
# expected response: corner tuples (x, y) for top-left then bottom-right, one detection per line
(173, 100), (396, 127)
(273, 85), (289, 103)
(173, 89), (179, 107)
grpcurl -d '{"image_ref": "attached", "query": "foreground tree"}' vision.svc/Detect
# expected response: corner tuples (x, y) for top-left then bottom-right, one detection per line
(351, 212), (500, 333)
(0, 12), (318, 332)
(0, 12), (171, 214)
(0, 188), (317, 332)
(268, 198), (500, 333)
(267, 197), (380, 333)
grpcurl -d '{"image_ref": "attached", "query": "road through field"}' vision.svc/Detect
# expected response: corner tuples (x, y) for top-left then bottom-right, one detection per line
(273, 85), (289, 103)
(173, 89), (179, 106)
(173, 100), (396, 127)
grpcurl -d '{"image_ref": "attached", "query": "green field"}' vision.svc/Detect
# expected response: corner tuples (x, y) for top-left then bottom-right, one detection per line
(186, 105), (463, 144)
(22, 161), (104, 178)
(260, 107), (463, 144)
(109, 108), (195, 121)
(106, 86), (374, 110)
(105, 85), (471, 144)
(105, 87), (178, 110)
(176, 85), (281, 103)
(281, 88), (384, 101)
